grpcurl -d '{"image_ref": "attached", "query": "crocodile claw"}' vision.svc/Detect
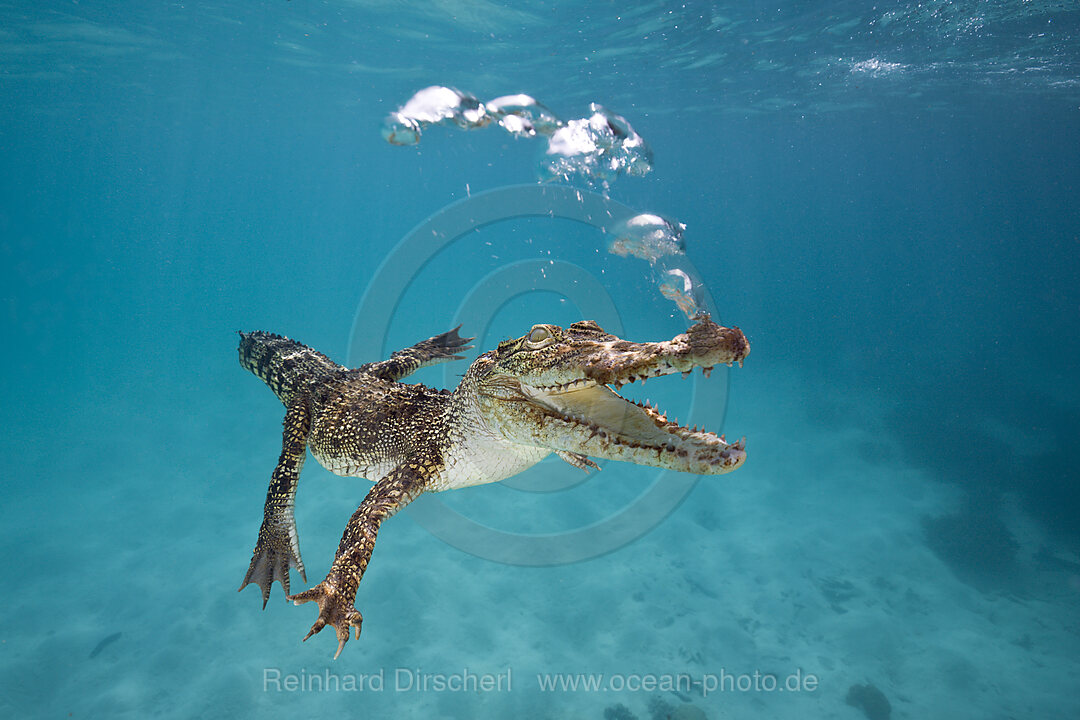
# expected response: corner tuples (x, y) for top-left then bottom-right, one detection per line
(289, 580), (363, 659)
(239, 529), (306, 608)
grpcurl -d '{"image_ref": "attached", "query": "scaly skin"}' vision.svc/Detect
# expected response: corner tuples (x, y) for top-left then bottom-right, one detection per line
(237, 317), (749, 658)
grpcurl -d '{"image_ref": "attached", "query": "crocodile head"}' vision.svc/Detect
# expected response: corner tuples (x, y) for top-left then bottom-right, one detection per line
(468, 316), (750, 475)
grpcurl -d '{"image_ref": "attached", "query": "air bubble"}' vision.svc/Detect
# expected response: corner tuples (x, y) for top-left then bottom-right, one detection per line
(382, 86), (489, 146)
(541, 104), (653, 185)
(486, 94), (562, 138)
(607, 213), (686, 263)
(657, 265), (703, 319)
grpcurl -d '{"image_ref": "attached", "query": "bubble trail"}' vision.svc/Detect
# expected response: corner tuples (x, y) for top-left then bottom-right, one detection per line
(605, 213), (708, 320)
(383, 86), (702, 317)
(383, 88), (652, 186)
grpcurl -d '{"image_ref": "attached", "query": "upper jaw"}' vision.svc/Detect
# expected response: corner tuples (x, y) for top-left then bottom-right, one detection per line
(522, 315), (749, 390)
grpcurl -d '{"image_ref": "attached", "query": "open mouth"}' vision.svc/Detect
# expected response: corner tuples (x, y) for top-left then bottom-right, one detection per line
(521, 365), (746, 470)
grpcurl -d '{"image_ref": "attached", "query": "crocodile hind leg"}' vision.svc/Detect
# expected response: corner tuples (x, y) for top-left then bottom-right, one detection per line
(239, 397), (311, 607)
(289, 459), (432, 658)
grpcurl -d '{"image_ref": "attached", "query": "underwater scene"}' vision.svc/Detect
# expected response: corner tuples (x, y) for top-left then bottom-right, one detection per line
(3, 1), (1080, 718)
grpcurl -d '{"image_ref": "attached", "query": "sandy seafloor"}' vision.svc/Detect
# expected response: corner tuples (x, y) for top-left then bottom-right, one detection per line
(4, 356), (1078, 719)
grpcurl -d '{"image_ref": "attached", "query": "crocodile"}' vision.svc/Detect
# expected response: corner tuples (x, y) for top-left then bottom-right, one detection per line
(238, 316), (749, 658)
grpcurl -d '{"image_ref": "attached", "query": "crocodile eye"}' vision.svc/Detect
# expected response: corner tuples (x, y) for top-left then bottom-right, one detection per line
(528, 326), (551, 344)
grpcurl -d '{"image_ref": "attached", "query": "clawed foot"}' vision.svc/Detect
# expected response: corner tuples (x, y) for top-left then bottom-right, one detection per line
(238, 528), (306, 608)
(289, 580), (363, 659)
(431, 324), (474, 357)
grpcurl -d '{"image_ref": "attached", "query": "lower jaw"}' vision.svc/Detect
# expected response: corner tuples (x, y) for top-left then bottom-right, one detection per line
(573, 436), (742, 474)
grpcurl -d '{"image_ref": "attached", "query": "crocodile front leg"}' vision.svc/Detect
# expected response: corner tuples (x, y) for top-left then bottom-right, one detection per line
(239, 397), (311, 607)
(289, 459), (432, 658)
(360, 326), (473, 382)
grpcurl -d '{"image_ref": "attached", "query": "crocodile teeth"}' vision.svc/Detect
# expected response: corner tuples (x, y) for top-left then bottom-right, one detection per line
(536, 377), (596, 393)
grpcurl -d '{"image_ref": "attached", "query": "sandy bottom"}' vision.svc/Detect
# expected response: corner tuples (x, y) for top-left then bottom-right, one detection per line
(3, 364), (1078, 719)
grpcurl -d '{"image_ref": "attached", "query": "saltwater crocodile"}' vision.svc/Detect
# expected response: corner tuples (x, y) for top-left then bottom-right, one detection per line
(238, 317), (749, 657)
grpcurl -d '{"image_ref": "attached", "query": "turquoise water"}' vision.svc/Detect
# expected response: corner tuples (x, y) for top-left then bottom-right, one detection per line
(3, 2), (1080, 718)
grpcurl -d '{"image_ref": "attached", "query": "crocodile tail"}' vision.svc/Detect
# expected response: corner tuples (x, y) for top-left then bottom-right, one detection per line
(238, 331), (342, 403)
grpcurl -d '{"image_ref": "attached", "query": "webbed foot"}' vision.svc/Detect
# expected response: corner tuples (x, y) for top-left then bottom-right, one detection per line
(289, 580), (363, 659)
(238, 525), (306, 608)
(433, 325), (474, 355)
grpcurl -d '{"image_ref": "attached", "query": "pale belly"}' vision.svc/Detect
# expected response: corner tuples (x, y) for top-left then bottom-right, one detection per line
(308, 435), (551, 493)
(428, 441), (551, 492)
